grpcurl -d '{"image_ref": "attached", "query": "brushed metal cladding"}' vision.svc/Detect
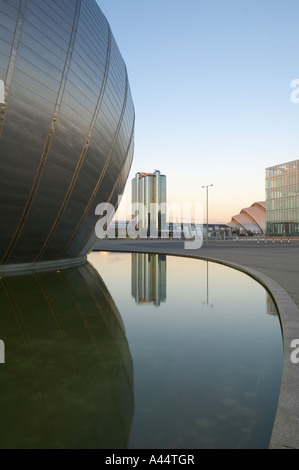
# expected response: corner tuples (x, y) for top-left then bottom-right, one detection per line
(0, 0), (135, 269)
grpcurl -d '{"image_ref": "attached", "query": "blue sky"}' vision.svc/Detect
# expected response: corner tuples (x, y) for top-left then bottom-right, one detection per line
(97, 0), (299, 222)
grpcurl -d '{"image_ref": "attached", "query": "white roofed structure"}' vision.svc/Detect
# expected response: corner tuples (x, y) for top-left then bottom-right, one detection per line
(227, 202), (266, 234)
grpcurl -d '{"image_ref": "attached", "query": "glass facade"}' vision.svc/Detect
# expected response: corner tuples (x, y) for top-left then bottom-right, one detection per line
(132, 170), (167, 234)
(0, 0), (135, 266)
(266, 160), (299, 236)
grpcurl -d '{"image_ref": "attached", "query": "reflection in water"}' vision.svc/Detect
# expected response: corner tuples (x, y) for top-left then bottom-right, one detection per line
(131, 253), (166, 306)
(0, 263), (134, 449)
(90, 252), (283, 449)
(204, 261), (278, 317)
(202, 261), (213, 308)
(267, 294), (279, 316)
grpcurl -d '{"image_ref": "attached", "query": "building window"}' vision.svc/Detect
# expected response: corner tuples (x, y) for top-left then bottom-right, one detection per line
(266, 160), (299, 236)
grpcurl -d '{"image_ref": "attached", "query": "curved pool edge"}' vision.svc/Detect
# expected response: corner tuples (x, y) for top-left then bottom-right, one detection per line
(90, 243), (299, 450)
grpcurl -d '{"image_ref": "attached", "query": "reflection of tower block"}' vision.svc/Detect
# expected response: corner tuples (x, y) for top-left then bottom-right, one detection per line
(131, 253), (166, 306)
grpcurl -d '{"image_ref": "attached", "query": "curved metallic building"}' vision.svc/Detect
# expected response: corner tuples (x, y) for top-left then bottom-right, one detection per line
(228, 201), (266, 235)
(0, 0), (134, 273)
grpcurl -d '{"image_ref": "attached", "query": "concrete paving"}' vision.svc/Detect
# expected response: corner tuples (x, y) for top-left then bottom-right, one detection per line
(92, 238), (299, 449)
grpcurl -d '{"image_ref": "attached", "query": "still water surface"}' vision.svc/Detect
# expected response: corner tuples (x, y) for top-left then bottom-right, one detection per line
(0, 251), (282, 449)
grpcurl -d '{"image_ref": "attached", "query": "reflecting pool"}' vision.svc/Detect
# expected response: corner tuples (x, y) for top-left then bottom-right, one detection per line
(90, 252), (283, 450)
(0, 251), (283, 449)
(0, 263), (133, 449)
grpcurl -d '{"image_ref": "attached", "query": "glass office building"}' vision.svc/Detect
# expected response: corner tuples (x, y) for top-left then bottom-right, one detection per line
(266, 159), (299, 236)
(0, 0), (135, 274)
(132, 170), (166, 235)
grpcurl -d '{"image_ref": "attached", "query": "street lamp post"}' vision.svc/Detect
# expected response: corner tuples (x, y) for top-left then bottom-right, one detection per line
(202, 184), (213, 242)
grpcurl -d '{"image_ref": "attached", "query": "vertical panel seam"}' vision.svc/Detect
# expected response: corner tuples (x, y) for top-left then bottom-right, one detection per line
(58, 69), (129, 259)
(1, 0), (81, 264)
(0, 0), (28, 137)
(76, 118), (135, 257)
(35, 24), (112, 262)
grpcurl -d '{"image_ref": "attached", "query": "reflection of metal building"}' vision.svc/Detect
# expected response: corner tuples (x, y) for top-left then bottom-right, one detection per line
(131, 253), (166, 306)
(0, 1), (134, 274)
(0, 263), (133, 449)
